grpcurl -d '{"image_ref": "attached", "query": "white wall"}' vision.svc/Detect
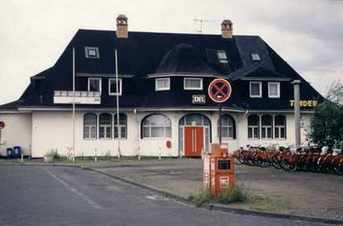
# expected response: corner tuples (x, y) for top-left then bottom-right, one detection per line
(236, 113), (313, 149)
(29, 110), (314, 158)
(137, 112), (179, 157)
(32, 111), (138, 158)
(0, 113), (32, 156)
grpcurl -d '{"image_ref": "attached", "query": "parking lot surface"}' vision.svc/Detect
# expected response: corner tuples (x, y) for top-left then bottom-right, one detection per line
(97, 158), (343, 221)
(0, 165), (336, 226)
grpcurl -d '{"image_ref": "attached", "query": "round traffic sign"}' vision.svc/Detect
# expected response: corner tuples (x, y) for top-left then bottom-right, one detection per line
(0, 121), (5, 129)
(208, 79), (232, 103)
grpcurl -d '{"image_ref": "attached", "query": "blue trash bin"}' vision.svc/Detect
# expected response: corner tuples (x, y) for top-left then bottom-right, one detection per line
(13, 146), (22, 159)
(6, 148), (13, 159)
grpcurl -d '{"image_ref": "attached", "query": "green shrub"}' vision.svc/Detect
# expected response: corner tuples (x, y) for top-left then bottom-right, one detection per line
(188, 189), (213, 207)
(188, 185), (248, 206)
(215, 185), (248, 204)
(44, 149), (63, 162)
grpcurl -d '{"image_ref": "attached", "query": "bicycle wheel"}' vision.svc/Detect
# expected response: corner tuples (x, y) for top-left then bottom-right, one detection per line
(335, 161), (343, 175)
(280, 159), (297, 171)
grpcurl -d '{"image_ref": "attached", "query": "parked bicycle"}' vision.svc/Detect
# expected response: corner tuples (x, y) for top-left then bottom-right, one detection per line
(234, 146), (343, 175)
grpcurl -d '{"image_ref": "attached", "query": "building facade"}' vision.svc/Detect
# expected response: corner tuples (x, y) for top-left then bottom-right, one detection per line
(0, 15), (322, 158)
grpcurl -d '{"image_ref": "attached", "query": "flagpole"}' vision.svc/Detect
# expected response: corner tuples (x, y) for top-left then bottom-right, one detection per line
(115, 49), (121, 159)
(72, 47), (76, 163)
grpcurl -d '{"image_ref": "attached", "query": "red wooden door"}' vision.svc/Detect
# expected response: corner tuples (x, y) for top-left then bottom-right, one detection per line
(184, 127), (204, 157)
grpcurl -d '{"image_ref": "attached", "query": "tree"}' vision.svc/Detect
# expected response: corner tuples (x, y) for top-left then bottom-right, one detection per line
(310, 80), (343, 148)
(326, 80), (343, 105)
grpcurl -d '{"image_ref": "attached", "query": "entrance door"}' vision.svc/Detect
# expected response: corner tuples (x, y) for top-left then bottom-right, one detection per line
(184, 126), (204, 157)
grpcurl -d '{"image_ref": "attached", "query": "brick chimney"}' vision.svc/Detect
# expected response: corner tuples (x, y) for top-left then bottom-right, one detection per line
(221, 20), (233, 38)
(116, 14), (128, 38)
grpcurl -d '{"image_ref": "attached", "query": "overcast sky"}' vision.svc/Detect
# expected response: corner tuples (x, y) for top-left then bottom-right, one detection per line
(0, 0), (342, 104)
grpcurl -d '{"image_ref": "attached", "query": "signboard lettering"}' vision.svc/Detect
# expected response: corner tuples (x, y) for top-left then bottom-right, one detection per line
(290, 100), (318, 108)
(192, 95), (206, 104)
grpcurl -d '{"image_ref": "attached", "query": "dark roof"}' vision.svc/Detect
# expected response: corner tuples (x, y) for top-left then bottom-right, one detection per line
(155, 43), (217, 75)
(0, 29), (323, 111)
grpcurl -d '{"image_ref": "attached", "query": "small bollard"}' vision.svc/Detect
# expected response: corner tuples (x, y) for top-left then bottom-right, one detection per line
(138, 154), (141, 161)
(20, 152), (24, 163)
(158, 152), (161, 160)
(94, 149), (98, 163)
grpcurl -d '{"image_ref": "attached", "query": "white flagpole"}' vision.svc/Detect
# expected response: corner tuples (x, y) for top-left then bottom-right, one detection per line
(115, 49), (121, 159)
(72, 47), (76, 163)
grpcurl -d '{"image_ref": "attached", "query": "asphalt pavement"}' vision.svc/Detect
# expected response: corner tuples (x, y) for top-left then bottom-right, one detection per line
(0, 165), (336, 226)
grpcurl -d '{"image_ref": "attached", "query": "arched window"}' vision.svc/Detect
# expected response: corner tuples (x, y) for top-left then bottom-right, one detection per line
(275, 115), (286, 139)
(114, 113), (127, 138)
(99, 113), (112, 139)
(261, 115), (273, 139)
(218, 114), (236, 139)
(248, 115), (260, 139)
(142, 114), (171, 138)
(84, 113), (97, 139)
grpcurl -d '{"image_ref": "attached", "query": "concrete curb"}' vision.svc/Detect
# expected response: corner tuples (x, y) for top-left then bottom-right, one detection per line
(87, 167), (343, 226)
(0, 161), (82, 168)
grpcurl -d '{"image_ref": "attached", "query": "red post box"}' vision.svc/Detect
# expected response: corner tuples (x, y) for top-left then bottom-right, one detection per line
(203, 143), (235, 197)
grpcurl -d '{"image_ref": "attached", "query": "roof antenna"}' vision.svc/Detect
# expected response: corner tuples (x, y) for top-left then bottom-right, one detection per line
(193, 17), (220, 33)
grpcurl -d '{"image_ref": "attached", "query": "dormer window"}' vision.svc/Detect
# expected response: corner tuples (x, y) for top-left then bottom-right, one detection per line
(85, 47), (100, 59)
(88, 78), (102, 93)
(268, 82), (280, 98)
(155, 78), (170, 91)
(217, 50), (228, 64)
(250, 81), (262, 98)
(109, 78), (122, 96)
(251, 53), (261, 61)
(184, 78), (203, 90)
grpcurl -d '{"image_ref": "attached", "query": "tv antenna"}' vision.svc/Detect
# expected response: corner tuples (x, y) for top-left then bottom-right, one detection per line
(193, 17), (220, 33)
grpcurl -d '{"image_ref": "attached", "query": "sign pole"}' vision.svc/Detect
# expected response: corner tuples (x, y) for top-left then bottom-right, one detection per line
(208, 79), (232, 145)
(0, 121), (4, 146)
(115, 49), (121, 159)
(0, 129), (2, 146)
(219, 103), (222, 145)
(72, 47), (76, 163)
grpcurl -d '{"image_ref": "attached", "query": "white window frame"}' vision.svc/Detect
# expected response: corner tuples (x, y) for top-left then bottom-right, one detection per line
(114, 113), (127, 139)
(108, 78), (122, 96)
(88, 78), (102, 94)
(184, 78), (203, 90)
(247, 115), (260, 139)
(99, 113), (113, 139)
(142, 114), (172, 138)
(251, 53), (261, 61)
(217, 50), (228, 64)
(218, 115), (235, 139)
(274, 115), (287, 139)
(261, 115), (273, 139)
(83, 113), (97, 140)
(85, 46), (100, 59)
(155, 78), (170, 91)
(268, 82), (280, 98)
(249, 81), (262, 98)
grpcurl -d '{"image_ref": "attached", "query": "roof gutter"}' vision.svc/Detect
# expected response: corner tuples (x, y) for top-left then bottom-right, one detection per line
(16, 106), (314, 114)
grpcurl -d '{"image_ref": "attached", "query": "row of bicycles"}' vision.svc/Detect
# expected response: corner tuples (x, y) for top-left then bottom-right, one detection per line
(233, 146), (343, 175)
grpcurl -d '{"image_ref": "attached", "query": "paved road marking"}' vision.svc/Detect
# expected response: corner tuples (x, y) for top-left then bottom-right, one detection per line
(145, 195), (169, 201)
(44, 168), (103, 209)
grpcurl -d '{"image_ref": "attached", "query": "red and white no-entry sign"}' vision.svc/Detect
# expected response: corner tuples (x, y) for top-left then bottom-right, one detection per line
(208, 79), (232, 103)
(0, 121), (5, 129)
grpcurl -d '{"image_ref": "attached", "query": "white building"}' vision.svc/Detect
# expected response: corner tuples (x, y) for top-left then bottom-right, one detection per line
(0, 15), (322, 158)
